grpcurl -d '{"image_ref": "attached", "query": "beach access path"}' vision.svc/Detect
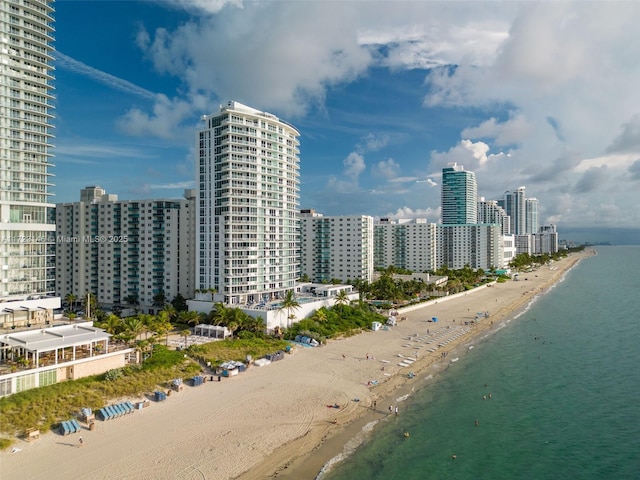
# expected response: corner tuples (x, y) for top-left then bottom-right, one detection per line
(0, 251), (592, 480)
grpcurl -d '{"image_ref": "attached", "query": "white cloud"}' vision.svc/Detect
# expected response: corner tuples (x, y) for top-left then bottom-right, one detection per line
(117, 93), (210, 140)
(357, 133), (390, 153)
(574, 153), (638, 173)
(383, 206), (439, 222)
(461, 114), (532, 147)
(372, 158), (400, 179)
(430, 139), (506, 173)
(343, 152), (366, 180)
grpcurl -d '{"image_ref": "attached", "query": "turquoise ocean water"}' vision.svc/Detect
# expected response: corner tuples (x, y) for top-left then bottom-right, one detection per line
(323, 246), (640, 480)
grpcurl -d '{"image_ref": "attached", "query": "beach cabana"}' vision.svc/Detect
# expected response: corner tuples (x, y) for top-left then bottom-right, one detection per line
(193, 324), (231, 339)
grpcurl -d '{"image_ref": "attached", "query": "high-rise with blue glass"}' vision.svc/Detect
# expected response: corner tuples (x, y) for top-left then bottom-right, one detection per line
(441, 163), (477, 225)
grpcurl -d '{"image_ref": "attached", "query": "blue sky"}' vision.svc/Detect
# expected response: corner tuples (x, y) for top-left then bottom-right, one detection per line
(53, 1), (640, 242)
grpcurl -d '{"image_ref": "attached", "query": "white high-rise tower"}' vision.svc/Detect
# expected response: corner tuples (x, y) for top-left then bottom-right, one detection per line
(0, 0), (59, 327)
(196, 101), (300, 305)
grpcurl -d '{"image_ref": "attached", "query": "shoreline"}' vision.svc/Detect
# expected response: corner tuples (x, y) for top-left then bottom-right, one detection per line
(0, 250), (594, 480)
(245, 249), (595, 480)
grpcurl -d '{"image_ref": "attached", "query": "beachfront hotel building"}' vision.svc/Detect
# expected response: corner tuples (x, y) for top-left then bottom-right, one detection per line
(196, 101), (300, 305)
(0, 0), (60, 328)
(533, 224), (558, 255)
(56, 186), (196, 313)
(299, 209), (374, 283)
(436, 224), (504, 270)
(373, 218), (436, 273)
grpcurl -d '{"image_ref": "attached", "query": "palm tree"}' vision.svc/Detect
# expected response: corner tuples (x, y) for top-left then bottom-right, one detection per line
(136, 313), (154, 340)
(178, 310), (201, 328)
(334, 290), (350, 308)
(122, 317), (145, 345)
(210, 302), (228, 326)
(154, 310), (173, 346)
(102, 313), (122, 335)
(65, 293), (77, 312)
(181, 329), (191, 348)
(279, 290), (300, 328)
(152, 292), (166, 308)
(222, 307), (248, 337)
(160, 303), (178, 323)
(313, 308), (328, 323)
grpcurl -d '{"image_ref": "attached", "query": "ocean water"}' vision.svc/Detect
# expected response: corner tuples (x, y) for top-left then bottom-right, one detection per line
(322, 246), (640, 480)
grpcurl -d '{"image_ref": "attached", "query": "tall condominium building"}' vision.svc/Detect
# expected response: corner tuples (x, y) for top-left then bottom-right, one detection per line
(477, 197), (510, 235)
(0, 0), (59, 327)
(525, 197), (539, 235)
(441, 163), (477, 225)
(533, 224), (558, 254)
(374, 218), (436, 273)
(436, 224), (504, 270)
(56, 187), (195, 313)
(513, 234), (533, 256)
(197, 101), (300, 305)
(500, 187), (527, 235)
(299, 209), (374, 283)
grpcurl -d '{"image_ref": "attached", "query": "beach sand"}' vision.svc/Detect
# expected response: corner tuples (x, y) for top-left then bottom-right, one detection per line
(0, 250), (593, 480)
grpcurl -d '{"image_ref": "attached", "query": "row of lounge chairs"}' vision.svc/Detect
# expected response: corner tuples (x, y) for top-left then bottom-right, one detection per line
(58, 419), (82, 435)
(97, 401), (135, 420)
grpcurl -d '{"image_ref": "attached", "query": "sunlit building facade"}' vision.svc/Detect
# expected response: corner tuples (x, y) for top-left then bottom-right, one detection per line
(197, 101), (300, 305)
(0, 0), (59, 327)
(300, 210), (374, 283)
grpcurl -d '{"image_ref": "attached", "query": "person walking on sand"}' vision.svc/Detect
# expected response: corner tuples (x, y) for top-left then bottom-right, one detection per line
(78, 437), (84, 448)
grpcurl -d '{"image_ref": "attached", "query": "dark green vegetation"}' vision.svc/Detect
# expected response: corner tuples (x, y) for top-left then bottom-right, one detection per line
(285, 302), (386, 344)
(0, 346), (200, 438)
(509, 246), (585, 271)
(187, 338), (291, 366)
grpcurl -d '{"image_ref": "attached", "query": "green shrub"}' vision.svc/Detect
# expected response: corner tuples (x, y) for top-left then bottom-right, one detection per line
(104, 368), (123, 381)
(0, 437), (14, 450)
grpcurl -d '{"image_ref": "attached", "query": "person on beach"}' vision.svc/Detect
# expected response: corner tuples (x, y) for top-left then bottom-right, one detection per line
(395, 406), (398, 415)
(78, 437), (84, 448)
(389, 405), (393, 414)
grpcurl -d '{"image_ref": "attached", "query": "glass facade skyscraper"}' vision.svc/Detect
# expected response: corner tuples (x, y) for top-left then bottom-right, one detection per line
(441, 163), (477, 224)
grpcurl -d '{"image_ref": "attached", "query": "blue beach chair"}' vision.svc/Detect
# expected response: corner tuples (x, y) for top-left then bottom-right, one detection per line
(59, 421), (70, 435)
(71, 419), (82, 432)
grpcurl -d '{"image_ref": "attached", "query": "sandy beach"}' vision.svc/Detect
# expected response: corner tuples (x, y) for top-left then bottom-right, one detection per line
(0, 250), (593, 480)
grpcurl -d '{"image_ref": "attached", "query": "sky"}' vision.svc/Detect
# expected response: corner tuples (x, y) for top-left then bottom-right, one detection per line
(52, 1), (640, 244)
